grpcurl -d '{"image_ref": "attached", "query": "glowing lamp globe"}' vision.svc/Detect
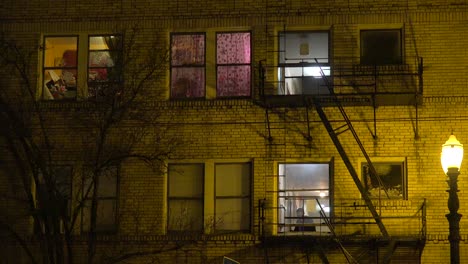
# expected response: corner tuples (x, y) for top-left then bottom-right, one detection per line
(441, 134), (464, 173)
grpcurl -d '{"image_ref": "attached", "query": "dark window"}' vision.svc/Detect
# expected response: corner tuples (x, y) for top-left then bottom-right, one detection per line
(361, 30), (402, 65)
(170, 33), (205, 99)
(216, 32), (251, 97)
(82, 166), (119, 233)
(35, 166), (73, 233)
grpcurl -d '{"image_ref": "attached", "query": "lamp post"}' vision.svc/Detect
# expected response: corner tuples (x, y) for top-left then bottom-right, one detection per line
(441, 134), (464, 264)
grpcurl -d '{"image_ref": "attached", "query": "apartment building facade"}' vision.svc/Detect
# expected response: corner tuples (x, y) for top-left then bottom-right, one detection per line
(1, 0), (468, 263)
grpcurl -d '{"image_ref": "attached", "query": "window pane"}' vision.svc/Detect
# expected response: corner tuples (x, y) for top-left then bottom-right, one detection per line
(89, 35), (122, 50)
(81, 200), (117, 232)
(89, 51), (115, 67)
(171, 34), (205, 66)
(282, 164), (329, 190)
(215, 163), (250, 196)
(87, 35), (123, 100)
(171, 67), (205, 98)
(81, 200), (91, 231)
(53, 166), (72, 198)
(168, 200), (203, 231)
(362, 162), (405, 198)
(96, 200), (117, 232)
(361, 30), (401, 65)
(170, 34), (205, 99)
(217, 33), (250, 64)
(217, 66), (251, 97)
(279, 32), (329, 64)
(216, 198), (250, 230)
(278, 163), (330, 233)
(168, 164), (204, 198)
(216, 32), (251, 97)
(44, 37), (78, 67)
(97, 167), (118, 197)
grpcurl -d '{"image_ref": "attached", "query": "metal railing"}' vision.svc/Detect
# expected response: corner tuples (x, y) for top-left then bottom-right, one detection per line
(258, 198), (427, 241)
(257, 56), (423, 98)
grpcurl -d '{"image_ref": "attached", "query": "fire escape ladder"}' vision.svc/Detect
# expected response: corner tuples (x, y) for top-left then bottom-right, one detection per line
(265, 107), (273, 143)
(305, 106), (312, 142)
(314, 104), (388, 239)
(314, 61), (390, 238)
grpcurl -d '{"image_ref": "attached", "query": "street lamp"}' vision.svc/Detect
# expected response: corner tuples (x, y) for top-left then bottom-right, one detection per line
(441, 134), (464, 264)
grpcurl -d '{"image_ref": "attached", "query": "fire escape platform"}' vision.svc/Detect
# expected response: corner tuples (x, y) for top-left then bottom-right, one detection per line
(254, 93), (421, 108)
(261, 233), (425, 248)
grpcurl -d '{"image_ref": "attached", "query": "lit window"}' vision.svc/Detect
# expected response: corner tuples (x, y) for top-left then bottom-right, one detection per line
(362, 161), (406, 199)
(215, 163), (251, 231)
(278, 163), (330, 233)
(42, 36), (78, 100)
(82, 166), (119, 233)
(170, 33), (205, 99)
(278, 31), (330, 95)
(360, 29), (402, 65)
(216, 32), (251, 97)
(167, 164), (204, 232)
(88, 35), (123, 100)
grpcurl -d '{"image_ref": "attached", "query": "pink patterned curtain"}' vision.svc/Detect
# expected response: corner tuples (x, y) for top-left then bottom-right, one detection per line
(171, 34), (205, 98)
(216, 32), (251, 97)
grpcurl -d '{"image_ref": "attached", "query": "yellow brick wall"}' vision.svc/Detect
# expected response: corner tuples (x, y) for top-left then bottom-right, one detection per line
(3, 0), (468, 263)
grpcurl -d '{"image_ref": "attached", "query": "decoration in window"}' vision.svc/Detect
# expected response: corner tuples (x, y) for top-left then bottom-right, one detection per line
(216, 32), (251, 97)
(88, 35), (123, 100)
(42, 36), (78, 100)
(170, 34), (205, 99)
(362, 161), (406, 199)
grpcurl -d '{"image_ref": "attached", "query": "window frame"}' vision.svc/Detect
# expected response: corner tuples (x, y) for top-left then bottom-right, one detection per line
(277, 30), (331, 95)
(167, 163), (205, 233)
(169, 32), (206, 100)
(277, 162), (333, 234)
(361, 159), (407, 200)
(87, 34), (124, 100)
(42, 35), (79, 100)
(214, 162), (252, 232)
(215, 31), (252, 98)
(81, 165), (120, 234)
(35, 165), (73, 234)
(360, 29), (403, 65)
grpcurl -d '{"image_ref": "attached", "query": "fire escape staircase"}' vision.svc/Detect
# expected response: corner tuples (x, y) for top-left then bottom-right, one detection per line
(315, 60), (390, 238)
(256, 59), (425, 261)
(256, 2), (425, 262)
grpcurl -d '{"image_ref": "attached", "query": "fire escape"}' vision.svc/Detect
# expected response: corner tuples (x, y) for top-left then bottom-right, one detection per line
(255, 2), (426, 263)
